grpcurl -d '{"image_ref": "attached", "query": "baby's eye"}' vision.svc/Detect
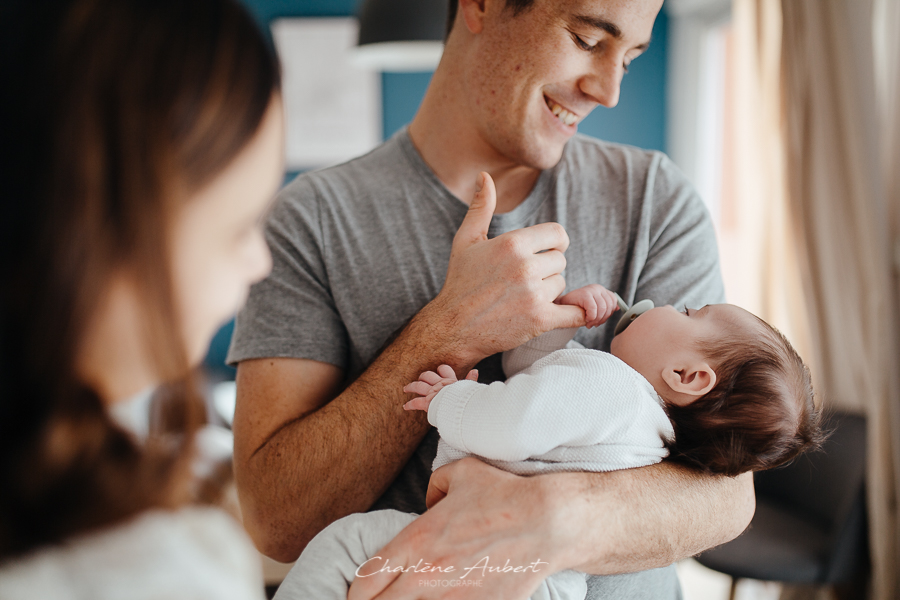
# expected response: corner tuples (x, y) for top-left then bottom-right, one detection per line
(681, 306), (691, 316)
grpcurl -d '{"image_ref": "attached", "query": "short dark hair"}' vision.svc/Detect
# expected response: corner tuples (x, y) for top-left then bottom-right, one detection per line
(664, 316), (825, 477)
(446, 0), (536, 38)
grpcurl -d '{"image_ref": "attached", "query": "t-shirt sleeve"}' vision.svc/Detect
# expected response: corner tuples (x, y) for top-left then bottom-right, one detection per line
(227, 177), (349, 369)
(636, 153), (726, 309)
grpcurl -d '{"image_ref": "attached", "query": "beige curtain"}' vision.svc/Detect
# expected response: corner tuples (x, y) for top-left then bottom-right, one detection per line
(729, 0), (811, 356)
(873, 0), (900, 594)
(732, 0), (900, 597)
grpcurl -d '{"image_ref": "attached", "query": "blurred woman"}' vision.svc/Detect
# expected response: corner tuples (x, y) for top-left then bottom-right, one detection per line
(0, 0), (283, 596)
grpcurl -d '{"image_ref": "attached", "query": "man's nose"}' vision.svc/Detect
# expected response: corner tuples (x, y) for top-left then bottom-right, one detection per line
(578, 57), (624, 108)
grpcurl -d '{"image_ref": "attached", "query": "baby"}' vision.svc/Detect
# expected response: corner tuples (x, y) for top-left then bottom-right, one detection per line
(274, 284), (823, 600)
(409, 283), (823, 478)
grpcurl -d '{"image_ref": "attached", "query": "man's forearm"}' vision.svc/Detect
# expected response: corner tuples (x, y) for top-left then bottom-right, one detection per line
(235, 308), (475, 562)
(547, 462), (755, 575)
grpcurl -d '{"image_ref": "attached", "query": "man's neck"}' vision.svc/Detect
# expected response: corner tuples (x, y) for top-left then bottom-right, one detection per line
(407, 66), (543, 215)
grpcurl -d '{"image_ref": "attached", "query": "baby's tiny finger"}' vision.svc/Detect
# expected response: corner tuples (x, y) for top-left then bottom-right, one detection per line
(419, 370), (442, 385)
(436, 364), (456, 379)
(588, 296), (599, 325)
(465, 369), (479, 381)
(405, 381), (434, 396)
(403, 398), (428, 411)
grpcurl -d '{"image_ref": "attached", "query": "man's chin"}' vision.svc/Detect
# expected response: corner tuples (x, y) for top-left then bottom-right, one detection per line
(519, 141), (568, 171)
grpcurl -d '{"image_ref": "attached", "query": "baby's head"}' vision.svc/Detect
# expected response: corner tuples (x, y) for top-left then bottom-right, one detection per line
(611, 304), (824, 476)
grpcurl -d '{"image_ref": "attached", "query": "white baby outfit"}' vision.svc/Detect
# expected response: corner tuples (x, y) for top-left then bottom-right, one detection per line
(274, 327), (674, 600)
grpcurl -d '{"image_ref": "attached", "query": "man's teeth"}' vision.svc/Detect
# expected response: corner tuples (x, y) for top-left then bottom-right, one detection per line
(546, 98), (578, 126)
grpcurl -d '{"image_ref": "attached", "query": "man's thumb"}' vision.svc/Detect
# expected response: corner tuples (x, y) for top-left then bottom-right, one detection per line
(456, 172), (496, 244)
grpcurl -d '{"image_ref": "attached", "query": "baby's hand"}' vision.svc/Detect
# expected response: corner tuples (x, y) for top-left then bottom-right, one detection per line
(402, 365), (479, 412)
(556, 284), (620, 328)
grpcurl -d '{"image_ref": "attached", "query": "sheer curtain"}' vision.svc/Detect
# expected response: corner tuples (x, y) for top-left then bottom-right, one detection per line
(733, 0), (900, 597)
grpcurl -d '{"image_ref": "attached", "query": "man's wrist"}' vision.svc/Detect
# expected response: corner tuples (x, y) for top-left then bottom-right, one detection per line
(403, 297), (484, 371)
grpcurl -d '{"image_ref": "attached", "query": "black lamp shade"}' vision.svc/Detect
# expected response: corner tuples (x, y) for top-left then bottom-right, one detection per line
(357, 0), (449, 45)
(353, 0), (448, 71)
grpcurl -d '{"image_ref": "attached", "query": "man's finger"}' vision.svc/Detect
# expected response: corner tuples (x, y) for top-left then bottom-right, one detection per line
(504, 221), (570, 254)
(545, 302), (589, 330)
(531, 249), (567, 281)
(453, 172), (496, 248)
(425, 463), (454, 509)
(347, 558), (402, 600)
(540, 273), (568, 303)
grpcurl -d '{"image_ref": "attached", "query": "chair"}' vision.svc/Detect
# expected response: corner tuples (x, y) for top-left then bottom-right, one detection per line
(695, 411), (868, 596)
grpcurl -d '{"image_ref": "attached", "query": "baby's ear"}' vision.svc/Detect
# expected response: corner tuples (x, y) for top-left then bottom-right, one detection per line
(661, 362), (716, 406)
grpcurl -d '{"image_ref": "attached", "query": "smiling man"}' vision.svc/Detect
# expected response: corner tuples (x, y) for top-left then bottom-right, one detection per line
(227, 0), (755, 598)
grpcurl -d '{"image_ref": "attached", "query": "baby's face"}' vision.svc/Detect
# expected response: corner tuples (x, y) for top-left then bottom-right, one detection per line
(610, 303), (759, 385)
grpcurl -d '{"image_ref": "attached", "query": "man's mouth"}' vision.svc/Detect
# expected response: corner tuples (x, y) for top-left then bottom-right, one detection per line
(545, 96), (579, 126)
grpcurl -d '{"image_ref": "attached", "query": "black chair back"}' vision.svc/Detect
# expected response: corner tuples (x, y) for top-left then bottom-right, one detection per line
(697, 410), (868, 584)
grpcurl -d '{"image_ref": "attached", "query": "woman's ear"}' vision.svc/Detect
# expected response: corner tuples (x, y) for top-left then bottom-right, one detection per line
(661, 362), (717, 406)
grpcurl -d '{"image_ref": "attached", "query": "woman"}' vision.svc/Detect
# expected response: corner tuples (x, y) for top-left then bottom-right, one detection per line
(0, 0), (283, 596)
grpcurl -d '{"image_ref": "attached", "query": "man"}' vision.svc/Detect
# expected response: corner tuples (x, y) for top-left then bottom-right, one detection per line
(228, 0), (755, 598)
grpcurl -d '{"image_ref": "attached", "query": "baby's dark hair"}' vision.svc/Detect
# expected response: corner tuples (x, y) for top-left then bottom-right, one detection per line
(664, 314), (825, 477)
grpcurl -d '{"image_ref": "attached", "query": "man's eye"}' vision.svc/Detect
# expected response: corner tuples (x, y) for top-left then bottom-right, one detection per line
(571, 33), (596, 52)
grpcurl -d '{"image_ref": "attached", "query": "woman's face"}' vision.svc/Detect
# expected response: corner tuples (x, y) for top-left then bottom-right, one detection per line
(170, 98), (284, 365)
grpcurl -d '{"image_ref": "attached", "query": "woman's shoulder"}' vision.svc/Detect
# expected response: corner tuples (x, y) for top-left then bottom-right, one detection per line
(0, 506), (264, 600)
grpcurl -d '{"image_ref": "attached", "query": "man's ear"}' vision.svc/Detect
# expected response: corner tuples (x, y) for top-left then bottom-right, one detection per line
(661, 362), (716, 406)
(459, 0), (488, 34)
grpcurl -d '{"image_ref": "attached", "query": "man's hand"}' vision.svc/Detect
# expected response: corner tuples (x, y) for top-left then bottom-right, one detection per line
(346, 459), (755, 600)
(348, 459), (559, 600)
(421, 172), (585, 369)
(403, 365), (479, 412)
(556, 284), (621, 329)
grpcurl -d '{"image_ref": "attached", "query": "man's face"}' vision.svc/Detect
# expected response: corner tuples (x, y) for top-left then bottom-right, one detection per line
(462, 0), (662, 169)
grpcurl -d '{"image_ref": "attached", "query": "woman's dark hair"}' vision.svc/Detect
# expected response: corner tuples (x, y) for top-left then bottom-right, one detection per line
(0, 0), (280, 558)
(664, 315), (826, 477)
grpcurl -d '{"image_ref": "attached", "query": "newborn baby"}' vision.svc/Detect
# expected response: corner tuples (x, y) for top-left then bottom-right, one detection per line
(274, 284), (823, 600)
(411, 283), (823, 478)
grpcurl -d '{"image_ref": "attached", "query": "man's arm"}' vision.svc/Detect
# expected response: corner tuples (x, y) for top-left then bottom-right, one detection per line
(347, 459), (753, 600)
(555, 465), (754, 573)
(232, 173), (585, 561)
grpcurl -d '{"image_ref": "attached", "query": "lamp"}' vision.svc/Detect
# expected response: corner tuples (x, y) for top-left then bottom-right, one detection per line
(352, 0), (449, 72)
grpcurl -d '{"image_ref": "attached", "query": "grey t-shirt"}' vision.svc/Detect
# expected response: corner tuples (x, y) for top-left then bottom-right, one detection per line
(229, 128), (724, 599)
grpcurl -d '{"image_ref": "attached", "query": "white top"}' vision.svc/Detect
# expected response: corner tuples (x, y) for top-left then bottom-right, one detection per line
(0, 507), (265, 600)
(430, 328), (675, 475)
